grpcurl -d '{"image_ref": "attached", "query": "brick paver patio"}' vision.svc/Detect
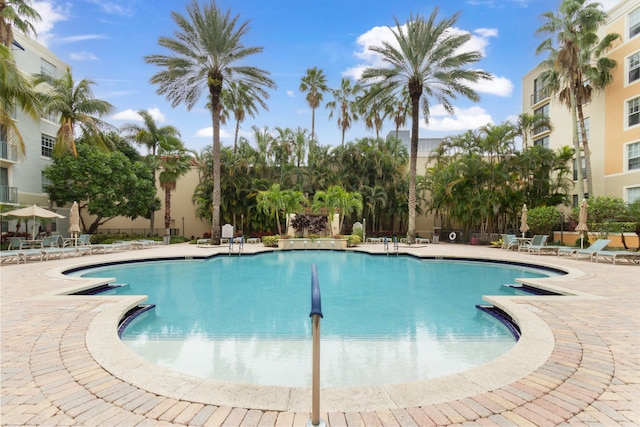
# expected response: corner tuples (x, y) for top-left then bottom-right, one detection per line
(1, 242), (638, 426)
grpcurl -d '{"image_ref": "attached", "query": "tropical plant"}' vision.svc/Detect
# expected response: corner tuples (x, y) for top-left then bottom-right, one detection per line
(0, 43), (39, 156)
(145, 0), (276, 244)
(34, 67), (115, 157)
(326, 77), (362, 146)
(256, 183), (287, 235)
(121, 109), (182, 234)
(625, 200), (640, 251)
(299, 66), (328, 143)
(514, 112), (553, 151)
(221, 81), (267, 153)
(158, 139), (193, 243)
(0, 0), (41, 47)
(536, 0), (618, 199)
(313, 185), (362, 234)
(360, 8), (490, 242)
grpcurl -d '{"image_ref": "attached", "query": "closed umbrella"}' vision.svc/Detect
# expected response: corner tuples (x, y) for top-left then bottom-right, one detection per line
(68, 201), (81, 246)
(575, 199), (589, 249)
(519, 204), (529, 238)
(1, 204), (65, 240)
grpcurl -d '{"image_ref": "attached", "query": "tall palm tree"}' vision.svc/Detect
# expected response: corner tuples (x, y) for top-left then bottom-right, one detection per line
(0, 43), (39, 156)
(326, 77), (362, 146)
(145, 0), (276, 245)
(34, 67), (115, 157)
(158, 139), (193, 244)
(299, 66), (328, 143)
(222, 81), (267, 153)
(121, 109), (181, 234)
(256, 183), (287, 235)
(0, 0), (41, 47)
(361, 9), (489, 242)
(536, 0), (618, 200)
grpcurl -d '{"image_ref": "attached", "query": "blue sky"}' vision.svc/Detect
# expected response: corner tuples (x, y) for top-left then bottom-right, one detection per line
(30, 0), (620, 153)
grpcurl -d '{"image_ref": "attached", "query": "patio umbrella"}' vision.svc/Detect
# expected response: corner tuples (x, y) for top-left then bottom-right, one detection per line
(575, 198), (589, 249)
(1, 204), (65, 240)
(68, 201), (81, 246)
(519, 204), (530, 238)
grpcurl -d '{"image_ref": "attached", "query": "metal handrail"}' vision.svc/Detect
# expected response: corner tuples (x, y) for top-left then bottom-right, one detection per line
(309, 264), (325, 427)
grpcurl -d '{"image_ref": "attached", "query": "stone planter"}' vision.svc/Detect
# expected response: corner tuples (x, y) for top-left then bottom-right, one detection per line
(277, 238), (348, 250)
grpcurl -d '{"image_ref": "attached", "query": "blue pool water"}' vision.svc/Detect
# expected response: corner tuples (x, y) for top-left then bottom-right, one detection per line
(74, 251), (557, 387)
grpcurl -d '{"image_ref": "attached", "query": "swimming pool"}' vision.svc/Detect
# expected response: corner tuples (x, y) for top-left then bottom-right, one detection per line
(73, 251), (559, 387)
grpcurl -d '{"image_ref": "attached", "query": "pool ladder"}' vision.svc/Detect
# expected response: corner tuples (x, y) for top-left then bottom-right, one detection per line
(228, 236), (244, 256)
(384, 236), (399, 256)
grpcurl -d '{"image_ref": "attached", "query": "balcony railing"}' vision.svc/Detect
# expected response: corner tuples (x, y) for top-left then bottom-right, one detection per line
(531, 88), (549, 106)
(1, 142), (18, 162)
(0, 185), (18, 203)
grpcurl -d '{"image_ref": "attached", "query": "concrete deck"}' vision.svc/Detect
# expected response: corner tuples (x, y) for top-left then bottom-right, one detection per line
(1, 242), (638, 426)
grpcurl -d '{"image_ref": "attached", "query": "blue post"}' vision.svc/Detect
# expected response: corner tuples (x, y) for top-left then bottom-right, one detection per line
(308, 264), (325, 427)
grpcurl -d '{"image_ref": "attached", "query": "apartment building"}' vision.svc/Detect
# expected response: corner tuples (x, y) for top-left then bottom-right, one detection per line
(1, 33), (70, 233)
(521, 0), (640, 207)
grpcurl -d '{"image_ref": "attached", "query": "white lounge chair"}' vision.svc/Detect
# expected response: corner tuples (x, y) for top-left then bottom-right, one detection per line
(559, 239), (611, 261)
(519, 235), (548, 252)
(594, 250), (640, 265)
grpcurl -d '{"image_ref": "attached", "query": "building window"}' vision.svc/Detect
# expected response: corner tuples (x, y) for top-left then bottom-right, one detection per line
(630, 52), (640, 84)
(628, 187), (640, 204)
(532, 77), (548, 105)
(573, 156), (586, 181)
(628, 141), (640, 171)
(41, 171), (52, 193)
(630, 7), (640, 39)
(40, 58), (56, 78)
(629, 97), (640, 127)
(533, 136), (549, 148)
(533, 103), (550, 135)
(41, 134), (55, 157)
(577, 117), (590, 144)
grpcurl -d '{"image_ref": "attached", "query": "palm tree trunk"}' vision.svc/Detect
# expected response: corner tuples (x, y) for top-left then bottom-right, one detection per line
(149, 169), (156, 236)
(164, 186), (171, 245)
(210, 99), (222, 245)
(311, 108), (316, 142)
(234, 120), (240, 153)
(576, 102), (593, 197)
(407, 94), (419, 243)
(570, 88), (585, 201)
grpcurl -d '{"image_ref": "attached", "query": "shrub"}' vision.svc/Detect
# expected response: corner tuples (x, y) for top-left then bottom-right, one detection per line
(527, 206), (560, 236)
(261, 235), (279, 247)
(347, 234), (361, 247)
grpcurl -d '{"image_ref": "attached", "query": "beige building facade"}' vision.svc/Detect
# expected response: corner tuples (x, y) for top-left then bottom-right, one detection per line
(521, 0), (640, 207)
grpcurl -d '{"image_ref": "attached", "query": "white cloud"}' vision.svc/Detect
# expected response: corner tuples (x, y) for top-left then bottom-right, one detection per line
(195, 127), (233, 139)
(470, 74), (513, 97)
(69, 51), (99, 61)
(286, 90), (295, 97)
(57, 34), (108, 44)
(32, 0), (69, 47)
(85, 0), (134, 16)
(111, 108), (166, 123)
(421, 105), (493, 132)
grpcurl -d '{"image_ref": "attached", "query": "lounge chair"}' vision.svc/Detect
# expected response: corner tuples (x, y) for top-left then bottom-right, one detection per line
(559, 239), (611, 261)
(1, 250), (22, 264)
(519, 235), (548, 252)
(8, 237), (27, 250)
(501, 234), (518, 250)
(594, 250), (640, 265)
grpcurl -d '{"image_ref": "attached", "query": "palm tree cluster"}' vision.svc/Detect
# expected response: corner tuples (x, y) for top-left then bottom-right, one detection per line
(191, 133), (408, 236)
(425, 119), (575, 238)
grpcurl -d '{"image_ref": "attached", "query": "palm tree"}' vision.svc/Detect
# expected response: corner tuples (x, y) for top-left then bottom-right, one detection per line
(256, 183), (286, 235)
(158, 139), (193, 244)
(121, 109), (181, 235)
(145, 0), (276, 245)
(299, 66), (328, 142)
(515, 112), (552, 151)
(326, 77), (362, 146)
(0, 0), (41, 47)
(361, 9), (490, 242)
(34, 67), (115, 157)
(536, 0), (618, 199)
(0, 43), (39, 156)
(222, 81), (267, 153)
(313, 185), (362, 235)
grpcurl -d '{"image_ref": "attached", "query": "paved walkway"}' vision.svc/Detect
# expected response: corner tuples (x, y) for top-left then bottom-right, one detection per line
(1, 242), (639, 426)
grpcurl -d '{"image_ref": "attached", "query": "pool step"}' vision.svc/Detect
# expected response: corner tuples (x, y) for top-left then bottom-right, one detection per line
(476, 305), (521, 339)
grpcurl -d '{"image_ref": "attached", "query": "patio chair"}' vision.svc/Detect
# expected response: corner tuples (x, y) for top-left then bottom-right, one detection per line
(501, 234), (518, 250)
(1, 250), (22, 264)
(8, 237), (27, 250)
(594, 250), (640, 265)
(559, 239), (611, 261)
(518, 235), (548, 252)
